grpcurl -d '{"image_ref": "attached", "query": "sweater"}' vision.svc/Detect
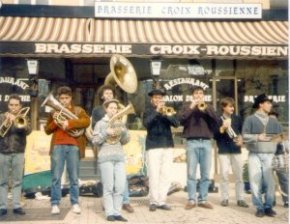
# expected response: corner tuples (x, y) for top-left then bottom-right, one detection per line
(242, 111), (283, 154)
(178, 103), (219, 139)
(92, 115), (130, 163)
(143, 104), (179, 150)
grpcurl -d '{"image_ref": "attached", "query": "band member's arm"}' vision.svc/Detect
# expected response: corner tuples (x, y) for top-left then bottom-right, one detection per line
(92, 121), (108, 147)
(242, 117), (259, 143)
(163, 114), (180, 128)
(44, 113), (58, 135)
(67, 108), (90, 130)
(143, 108), (161, 129)
(177, 104), (194, 126)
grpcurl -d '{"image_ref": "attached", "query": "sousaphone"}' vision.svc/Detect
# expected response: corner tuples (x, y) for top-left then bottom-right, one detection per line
(105, 54), (138, 94)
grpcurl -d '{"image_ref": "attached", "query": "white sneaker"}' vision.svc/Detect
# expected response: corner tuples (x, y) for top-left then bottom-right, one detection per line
(72, 204), (81, 214)
(51, 205), (60, 215)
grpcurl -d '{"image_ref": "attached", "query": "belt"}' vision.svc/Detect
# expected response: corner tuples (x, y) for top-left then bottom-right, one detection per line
(187, 137), (210, 141)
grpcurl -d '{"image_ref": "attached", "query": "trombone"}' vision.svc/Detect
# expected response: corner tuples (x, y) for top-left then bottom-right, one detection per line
(0, 107), (30, 137)
(220, 116), (237, 139)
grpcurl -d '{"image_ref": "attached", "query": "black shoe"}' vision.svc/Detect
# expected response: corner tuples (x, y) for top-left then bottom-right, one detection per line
(149, 204), (157, 212)
(237, 200), (249, 208)
(114, 215), (128, 222)
(284, 202), (289, 208)
(264, 208), (276, 217)
(107, 215), (115, 221)
(13, 208), (26, 215)
(157, 204), (171, 210)
(0, 209), (7, 216)
(255, 209), (265, 217)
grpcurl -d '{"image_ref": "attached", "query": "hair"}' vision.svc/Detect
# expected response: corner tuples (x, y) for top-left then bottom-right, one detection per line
(57, 86), (72, 97)
(97, 85), (115, 102)
(191, 86), (204, 94)
(8, 94), (22, 104)
(220, 97), (235, 109)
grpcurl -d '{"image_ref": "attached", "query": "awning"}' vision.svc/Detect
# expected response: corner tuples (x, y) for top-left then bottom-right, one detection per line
(0, 16), (288, 59)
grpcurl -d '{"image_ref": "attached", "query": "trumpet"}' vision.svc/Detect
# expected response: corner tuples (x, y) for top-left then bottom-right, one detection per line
(220, 116), (237, 139)
(158, 106), (176, 116)
(0, 107), (30, 137)
(197, 102), (207, 111)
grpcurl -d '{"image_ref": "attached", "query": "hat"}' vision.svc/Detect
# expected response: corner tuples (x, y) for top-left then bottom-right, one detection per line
(103, 99), (120, 108)
(148, 88), (166, 97)
(252, 93), (272, 109)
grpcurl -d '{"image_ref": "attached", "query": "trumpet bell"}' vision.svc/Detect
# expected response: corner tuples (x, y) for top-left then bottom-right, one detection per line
(105, 54), (138, 94)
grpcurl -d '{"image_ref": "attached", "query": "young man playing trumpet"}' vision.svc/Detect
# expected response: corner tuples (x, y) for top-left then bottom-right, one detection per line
(178, 86), (219, 210)
(44, 86), (90, 215)
(214, 97), (248, 208)
(0, 94), (31, 216)
(143, 88), (179, 212)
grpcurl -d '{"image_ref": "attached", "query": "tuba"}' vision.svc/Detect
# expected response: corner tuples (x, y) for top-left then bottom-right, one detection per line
(105, 54), (138, 94)
(106, 103), (135, 145)
(41, 93), (85, 137)
(0, 107), (30, 137)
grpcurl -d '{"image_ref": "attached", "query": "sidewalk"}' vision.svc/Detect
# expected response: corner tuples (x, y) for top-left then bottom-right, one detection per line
(0, 184), (288, 224)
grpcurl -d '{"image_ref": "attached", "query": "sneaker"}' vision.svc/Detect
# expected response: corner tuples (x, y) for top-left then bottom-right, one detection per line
(157, 204), (171, 210)
(149, 204), (157, 212)
(0, 208), (8, 216)
(255, 209), (265, 217)
(13, 207), (26, 215)
(220, 200), (229, 207)
(237, 200), (249, 208)
(114, 215), (128, 222)
(122, 204), (134, 213)
(72, 204), (81, 214)
(264, 208), (276, 217)
(185, 201), (196, 210)
(107, 215), (115, 221)
(51, 205), (60, 215)
(198, 201), (213, 209)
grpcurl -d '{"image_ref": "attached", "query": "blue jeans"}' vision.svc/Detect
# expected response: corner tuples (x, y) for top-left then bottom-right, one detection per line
(248, 153), (275, 210)
(276, 170), (289, 204)
(99, 161), (126, 217)
(50, 145), (80, 206)
(0, 153), (24, 209)
(123, 178), (130, 204)
(186, 139), (212, 203)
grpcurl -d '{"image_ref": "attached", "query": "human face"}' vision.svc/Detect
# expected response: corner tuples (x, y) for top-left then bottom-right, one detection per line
(259, 101), (272, 114)
(223, 104), (235, 116)
(192, 89), (204, 102)
(105, 102), (118, 118)
(151, 94), (164, 107)
(59, 94), (72, 108)
(102, 89), (114, 101)
(8, 99), (22, 114)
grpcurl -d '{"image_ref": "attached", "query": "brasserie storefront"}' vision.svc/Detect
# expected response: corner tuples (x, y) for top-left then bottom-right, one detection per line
(0, 3), (288, 179)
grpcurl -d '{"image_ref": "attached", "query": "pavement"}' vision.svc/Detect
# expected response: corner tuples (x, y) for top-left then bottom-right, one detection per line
(0, 183), (288, 224)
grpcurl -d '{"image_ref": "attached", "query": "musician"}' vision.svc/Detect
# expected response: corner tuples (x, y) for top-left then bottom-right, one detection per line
(44, 86), (90, 215)
(242, 93), (282, 217)
(0, 94), (31, 216)
(214, 97), (248, 208)
(178, 86), (219, 210)
(143, 88), (179, 212)
(91, 84), (134, 213)
(92, 99), (129, 222)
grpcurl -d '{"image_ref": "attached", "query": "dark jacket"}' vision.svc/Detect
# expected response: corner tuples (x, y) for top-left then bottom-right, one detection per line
(91, 105), (105, 129)
(178, 103), (219, 139)
(214, 114), (242, 154)
(143, 105), (179, 150)
(44, 105), (90, 159)
(0, 112), (32, 154)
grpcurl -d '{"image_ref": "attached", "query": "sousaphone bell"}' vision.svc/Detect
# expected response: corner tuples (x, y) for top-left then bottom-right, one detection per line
(105, 54), (138, 94)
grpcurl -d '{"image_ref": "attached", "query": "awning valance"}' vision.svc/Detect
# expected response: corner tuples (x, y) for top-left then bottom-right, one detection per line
(0, 17), (288, 59)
